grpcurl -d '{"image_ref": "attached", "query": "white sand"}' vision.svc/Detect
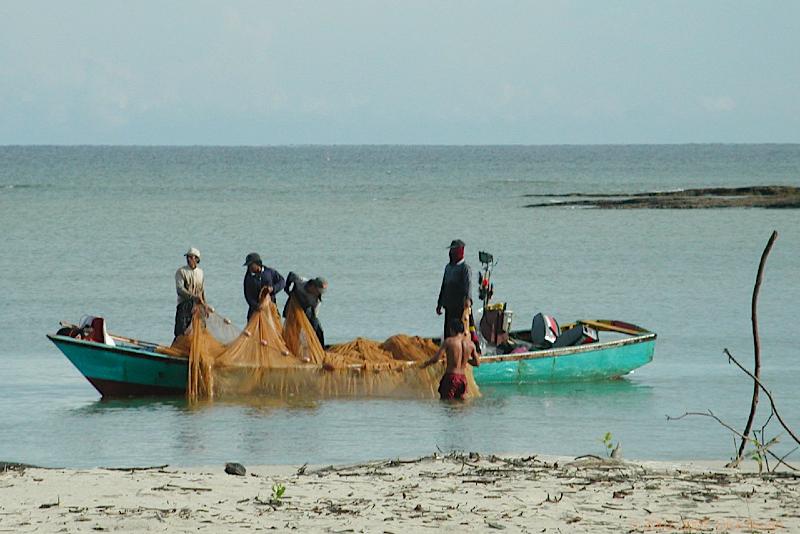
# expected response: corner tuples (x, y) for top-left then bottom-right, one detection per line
(1, 453), (797, 533)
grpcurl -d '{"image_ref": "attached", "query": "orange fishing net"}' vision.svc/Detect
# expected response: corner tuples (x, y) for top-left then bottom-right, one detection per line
(182, 294), (479, 402)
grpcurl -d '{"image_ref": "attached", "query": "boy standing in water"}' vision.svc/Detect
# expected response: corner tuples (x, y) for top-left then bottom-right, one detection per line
(422, 318), (480, 400)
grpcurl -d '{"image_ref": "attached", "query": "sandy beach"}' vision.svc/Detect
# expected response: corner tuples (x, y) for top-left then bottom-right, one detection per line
(2, 453), (797, 533)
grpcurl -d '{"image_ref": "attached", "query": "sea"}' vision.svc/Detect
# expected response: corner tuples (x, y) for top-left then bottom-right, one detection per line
(1, 145), (798, 468)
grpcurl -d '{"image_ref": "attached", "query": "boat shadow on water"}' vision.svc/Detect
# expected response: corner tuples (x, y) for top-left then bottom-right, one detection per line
(71, 394), (329, 416)
(478, 377), (653, 402)
(70, 376), (654, 416)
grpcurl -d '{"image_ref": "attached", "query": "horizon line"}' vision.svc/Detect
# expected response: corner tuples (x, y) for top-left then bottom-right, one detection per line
(2, 142), (799, 148)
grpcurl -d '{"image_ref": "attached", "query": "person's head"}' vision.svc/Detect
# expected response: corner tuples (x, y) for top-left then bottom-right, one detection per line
(243, 252), (263, 273)
(447, 317), (465, 338)
(185, 247), (201, 269)
(448, 239), (465, 264)
(306, 277), (328, 298)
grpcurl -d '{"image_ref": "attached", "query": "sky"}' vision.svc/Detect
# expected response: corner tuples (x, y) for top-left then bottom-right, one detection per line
(1, 1), (798, 145)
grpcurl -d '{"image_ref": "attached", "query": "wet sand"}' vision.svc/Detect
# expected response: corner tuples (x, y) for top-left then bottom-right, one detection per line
(2, 453), (798, 533)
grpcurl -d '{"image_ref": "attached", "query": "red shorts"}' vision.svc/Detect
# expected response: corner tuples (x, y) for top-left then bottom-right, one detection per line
(438, 373), (467, 400)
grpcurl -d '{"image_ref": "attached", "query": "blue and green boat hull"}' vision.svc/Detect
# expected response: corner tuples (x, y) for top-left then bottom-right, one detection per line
(47, 335), (187, 396)
(473, 333), (656, 384)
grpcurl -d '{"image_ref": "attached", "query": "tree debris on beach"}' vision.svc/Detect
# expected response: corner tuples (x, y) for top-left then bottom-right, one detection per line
(2, 451), (799, 533)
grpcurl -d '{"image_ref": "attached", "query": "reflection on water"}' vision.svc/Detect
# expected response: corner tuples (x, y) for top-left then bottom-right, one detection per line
(479, 378), (652, 400)
(72, 397), (188, 415)
(60, 379), (657, 467)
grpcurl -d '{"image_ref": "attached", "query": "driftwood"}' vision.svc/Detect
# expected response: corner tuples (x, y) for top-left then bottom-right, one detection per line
(101, 464), (169, 472)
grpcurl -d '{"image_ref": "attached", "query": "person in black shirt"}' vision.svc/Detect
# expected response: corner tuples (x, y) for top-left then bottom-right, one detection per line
(436, 239), (481, 352)
(283, 272), (327, 345)
(243, 252), (285, 322)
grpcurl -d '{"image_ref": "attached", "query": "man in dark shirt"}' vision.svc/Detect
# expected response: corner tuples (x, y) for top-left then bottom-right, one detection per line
(283, 272), (327, 345)
(436, 239), (480, 351)
(243, 252), (286, 322)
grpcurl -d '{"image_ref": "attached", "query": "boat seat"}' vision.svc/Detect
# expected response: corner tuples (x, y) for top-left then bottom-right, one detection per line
(81, 316), (116, 346)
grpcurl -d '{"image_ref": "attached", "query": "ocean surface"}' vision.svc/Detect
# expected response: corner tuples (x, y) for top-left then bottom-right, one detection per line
(1, 145), (798, 468)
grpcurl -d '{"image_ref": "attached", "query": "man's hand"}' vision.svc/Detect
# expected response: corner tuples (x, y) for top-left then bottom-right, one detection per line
(436, 305), (443, 316)
(266, 285), (273, 295)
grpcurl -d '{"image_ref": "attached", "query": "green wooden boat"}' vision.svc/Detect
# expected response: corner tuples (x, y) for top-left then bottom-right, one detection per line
(47, 332), (188, 396)
(472, 320), (656, 384)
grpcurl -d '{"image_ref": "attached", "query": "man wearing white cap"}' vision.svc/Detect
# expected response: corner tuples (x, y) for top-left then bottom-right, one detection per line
(174, 247), (206, 338)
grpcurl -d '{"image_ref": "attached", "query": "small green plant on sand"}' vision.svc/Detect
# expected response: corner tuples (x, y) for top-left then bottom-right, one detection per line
(270, 483), (286, 505)
(600, 432), (615, 457)
(749, 439), (765, 473)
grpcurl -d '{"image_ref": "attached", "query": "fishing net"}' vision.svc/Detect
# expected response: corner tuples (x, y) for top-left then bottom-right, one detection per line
(182, 294), (479, 402)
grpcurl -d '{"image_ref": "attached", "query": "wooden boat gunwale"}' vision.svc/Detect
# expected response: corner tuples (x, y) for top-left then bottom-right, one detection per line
(46, 333), (420, 372)
(46, 333), (188, 365)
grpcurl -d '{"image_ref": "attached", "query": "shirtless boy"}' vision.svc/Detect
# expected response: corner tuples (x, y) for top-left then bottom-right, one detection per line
(422, 317), (480, 400)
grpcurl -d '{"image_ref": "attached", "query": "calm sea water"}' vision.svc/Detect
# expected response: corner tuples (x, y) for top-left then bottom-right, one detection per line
(1, 145), (798, 468)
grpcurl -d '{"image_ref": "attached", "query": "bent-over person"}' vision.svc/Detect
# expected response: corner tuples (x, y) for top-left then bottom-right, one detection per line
(422, 317), (480, 400)
(283, 272), (327, 345)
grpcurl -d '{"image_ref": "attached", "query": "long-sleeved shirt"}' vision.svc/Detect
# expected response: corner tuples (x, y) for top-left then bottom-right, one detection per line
(437, 260), (471, 311)
(175, 265), (205, 305)
(283, 272), (321, 318)
(244, 266), (286, 315)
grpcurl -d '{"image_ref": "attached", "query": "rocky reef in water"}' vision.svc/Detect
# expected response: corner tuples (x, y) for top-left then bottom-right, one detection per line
(523, 185), (800, 209)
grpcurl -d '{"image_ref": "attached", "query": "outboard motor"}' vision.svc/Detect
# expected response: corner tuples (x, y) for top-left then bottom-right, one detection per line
(552, 323), (599, 348)
(531, 313), (560, 348)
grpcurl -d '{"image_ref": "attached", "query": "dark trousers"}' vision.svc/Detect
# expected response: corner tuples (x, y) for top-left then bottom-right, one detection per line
(174, 300), (194, 338)
(308, 313), (325, 346)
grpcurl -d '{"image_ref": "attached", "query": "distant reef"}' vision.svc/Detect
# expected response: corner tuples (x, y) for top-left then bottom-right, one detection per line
(523, 185), (800, 209)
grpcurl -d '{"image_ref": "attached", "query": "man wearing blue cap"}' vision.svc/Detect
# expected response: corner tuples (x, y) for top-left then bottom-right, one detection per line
(243, 252), (285, 322)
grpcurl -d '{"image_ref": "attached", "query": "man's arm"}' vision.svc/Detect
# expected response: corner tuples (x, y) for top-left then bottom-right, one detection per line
(198, 270), (207, 305)
(421, 344), (446, 368)
(436, 268), (446, 314)
(467, 342), (480, 367)
(461, 264), (472, 305)
(268, 269), (286, 295)
(175, 269), (194, 301)
(284, 271), (298, 294)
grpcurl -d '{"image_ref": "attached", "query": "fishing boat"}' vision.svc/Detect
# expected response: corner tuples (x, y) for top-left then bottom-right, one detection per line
(48, 318), (188, 396)
(468, 250), (656, 384)
(48, 318), (655, 398)
(48, 251), (655, 397)
(471, 319), (655, 384)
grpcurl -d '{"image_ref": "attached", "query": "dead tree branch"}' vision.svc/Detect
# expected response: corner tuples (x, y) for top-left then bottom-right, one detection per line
(735, 230), (778, 461)
(666, 411), (798, 472)
(724, 349), (800, 447)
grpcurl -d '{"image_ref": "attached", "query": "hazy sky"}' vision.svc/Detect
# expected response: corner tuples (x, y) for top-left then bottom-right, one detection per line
(1, 1), (798, 144)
